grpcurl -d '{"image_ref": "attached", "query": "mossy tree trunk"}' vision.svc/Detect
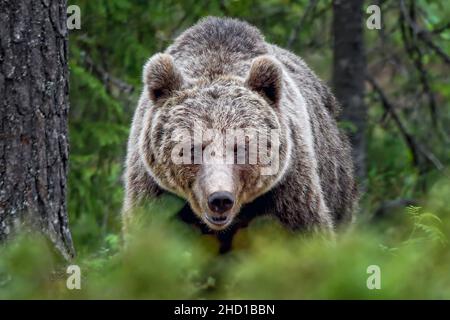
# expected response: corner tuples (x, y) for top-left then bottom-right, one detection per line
(0, 0), (74, 259)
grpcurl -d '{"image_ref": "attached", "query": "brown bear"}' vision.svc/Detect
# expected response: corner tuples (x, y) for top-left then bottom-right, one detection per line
(123, 17), (357, 250)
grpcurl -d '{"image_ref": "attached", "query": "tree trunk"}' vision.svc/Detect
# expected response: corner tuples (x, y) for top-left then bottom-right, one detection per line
(0, 0), (74, 259)
(332, 0), (367, 185)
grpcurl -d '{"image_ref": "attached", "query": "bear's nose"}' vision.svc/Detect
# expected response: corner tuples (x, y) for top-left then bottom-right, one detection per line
(207, 191), (235, 214)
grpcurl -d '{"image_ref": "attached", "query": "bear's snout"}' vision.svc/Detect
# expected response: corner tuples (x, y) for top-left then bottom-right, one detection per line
(194, 165), (240, 230)
(207, 191), (235, 214)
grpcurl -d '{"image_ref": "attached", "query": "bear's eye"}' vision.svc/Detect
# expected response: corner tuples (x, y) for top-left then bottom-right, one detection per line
(266, 140), (272, 157)
(234, 143), (250, 164)
(177, 144), (205, 163)
(190, 144), (206, 153)
(189, 144), (206, 164)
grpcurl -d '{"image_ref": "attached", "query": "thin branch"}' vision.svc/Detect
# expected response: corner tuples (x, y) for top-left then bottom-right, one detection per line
(399, 0), (438, 127)
(367, 75), (420, 167)
(287, 0), (319, 50)
(431, 21), (450, 35)
(367, 75), (446, 173)
(417, 31), (450, 64)
(399, 0), (450, 64)
(84, 54), (134, 95)
(373, 198), (419, 220)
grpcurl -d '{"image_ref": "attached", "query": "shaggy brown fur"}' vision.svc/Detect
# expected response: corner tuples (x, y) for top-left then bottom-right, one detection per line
(123, 17), (357, 249)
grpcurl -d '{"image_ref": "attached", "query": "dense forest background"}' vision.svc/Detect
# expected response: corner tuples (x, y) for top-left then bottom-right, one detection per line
(1, 0), (449, 299)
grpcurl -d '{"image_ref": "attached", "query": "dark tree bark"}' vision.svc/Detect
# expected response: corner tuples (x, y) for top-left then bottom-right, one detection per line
(0, 0), (74, 259)
(332, 0), (367, 185)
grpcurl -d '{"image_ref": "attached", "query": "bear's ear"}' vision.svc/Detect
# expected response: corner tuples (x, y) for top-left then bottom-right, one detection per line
(143, 53), (184, 105)
(245, 56), (282, 106)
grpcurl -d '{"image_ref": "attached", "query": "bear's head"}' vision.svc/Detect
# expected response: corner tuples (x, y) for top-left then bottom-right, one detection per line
(139, 53), (291, 230)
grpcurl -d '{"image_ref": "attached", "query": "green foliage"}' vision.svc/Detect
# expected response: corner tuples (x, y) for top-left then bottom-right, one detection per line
(0, 180), (449, 299)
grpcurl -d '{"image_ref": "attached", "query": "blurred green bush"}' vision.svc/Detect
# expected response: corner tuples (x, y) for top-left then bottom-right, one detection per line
(0, 180), (448, 299)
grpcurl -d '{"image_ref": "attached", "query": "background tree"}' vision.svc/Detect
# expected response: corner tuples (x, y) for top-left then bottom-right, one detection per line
(332, 0), (367, 184)
(0, 0), (74, 259)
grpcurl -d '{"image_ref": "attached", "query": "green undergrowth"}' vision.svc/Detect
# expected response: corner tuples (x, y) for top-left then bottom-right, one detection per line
(0, 178), (449, 299)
